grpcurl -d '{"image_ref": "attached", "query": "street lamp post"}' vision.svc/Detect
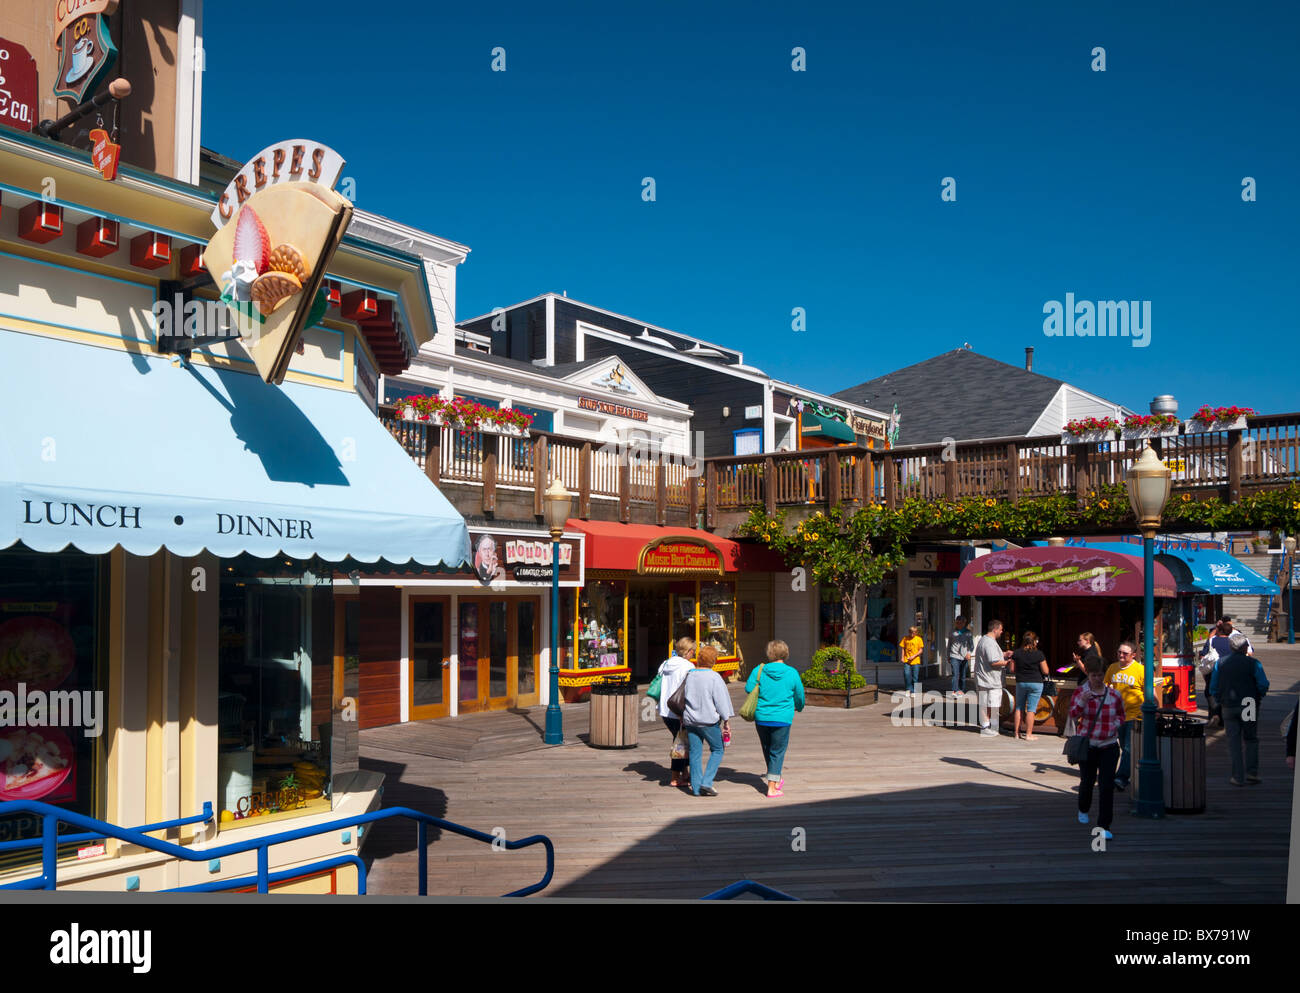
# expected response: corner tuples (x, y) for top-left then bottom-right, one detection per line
(543, 478), (573, 745)
(1286, 536), (1296, 646)
(1126, 445), (1172, 819)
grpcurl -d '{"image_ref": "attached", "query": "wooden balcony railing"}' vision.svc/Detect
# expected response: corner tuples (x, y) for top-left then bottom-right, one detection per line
(381, 405), (1300, 526)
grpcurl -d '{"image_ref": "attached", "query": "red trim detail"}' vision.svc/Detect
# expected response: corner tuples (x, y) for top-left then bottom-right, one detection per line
(562, 520), (785, 573)
(18, 201), (62, 243)
(178, 243), (206, 277)
(130, 232), (172, 270)
(76, 216), (119, 258)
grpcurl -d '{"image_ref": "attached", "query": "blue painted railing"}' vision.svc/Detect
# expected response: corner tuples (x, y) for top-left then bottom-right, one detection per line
(0, 799), (553, 897)
(702, 879), (798, 901)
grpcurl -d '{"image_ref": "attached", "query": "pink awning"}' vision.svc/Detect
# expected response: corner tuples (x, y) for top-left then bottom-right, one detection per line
(958, 545), (1177, 598)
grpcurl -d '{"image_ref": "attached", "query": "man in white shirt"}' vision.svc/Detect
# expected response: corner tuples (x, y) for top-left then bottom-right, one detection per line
(974, 620), (1009, 736)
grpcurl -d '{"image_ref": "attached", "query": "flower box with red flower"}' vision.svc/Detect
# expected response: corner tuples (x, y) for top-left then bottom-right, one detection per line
(1184, 405), (1254, 434)
(1120, 412), (1181, 441)
(1061, 416), (1120, 445)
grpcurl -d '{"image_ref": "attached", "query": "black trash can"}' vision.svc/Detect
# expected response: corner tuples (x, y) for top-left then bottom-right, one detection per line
(1129, 711), (1207, 813)
(588, 679), (639, 749)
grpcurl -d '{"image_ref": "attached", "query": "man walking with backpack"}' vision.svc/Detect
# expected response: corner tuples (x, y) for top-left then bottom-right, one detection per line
(1211, 631), (1270, 786)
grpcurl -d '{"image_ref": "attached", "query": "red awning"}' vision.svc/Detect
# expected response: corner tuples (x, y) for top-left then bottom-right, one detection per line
(957, 545), (1177, 598)
(564, 520), (785, 573)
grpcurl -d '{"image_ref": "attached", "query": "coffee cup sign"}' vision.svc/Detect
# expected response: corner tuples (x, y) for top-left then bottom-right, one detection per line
(202, 140), (352, 385)
(53, 0), (119, 104)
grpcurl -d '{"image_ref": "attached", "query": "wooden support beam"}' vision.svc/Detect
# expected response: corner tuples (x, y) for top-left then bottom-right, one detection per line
(424, 423), (441, 486)
(827, 450), (841, 507)
(482, 436), (497, 514)
(1074, 443), (1090, 507)
(944, 457), (958, 500)
(1005, 442), (1020, 504)
(533, 434), (548, 517)
(1228, 430), (1243, 502)
(619, 456), (631, 524)
(854, 454), (868, 504)
(579, 442), (592, 519)
(884, 457), (897, 510)
(705, 461), (718, 529)
(688, 463), (700, 524)
(764, 456), (776, 516)
(655, 462), (667, 526)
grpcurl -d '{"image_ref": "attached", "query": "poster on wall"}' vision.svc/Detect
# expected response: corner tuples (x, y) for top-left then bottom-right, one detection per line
(53, 0), (119, 105)
(0, 604), (81, 803)
(0, 37), (39, 132)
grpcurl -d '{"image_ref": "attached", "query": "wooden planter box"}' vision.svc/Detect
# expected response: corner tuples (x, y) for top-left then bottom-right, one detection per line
(804, 685), (878, 708)
(1120, 425), (1180, 442)
(1184, 416), (1247, 434)
(1062, 430), (1117, 445)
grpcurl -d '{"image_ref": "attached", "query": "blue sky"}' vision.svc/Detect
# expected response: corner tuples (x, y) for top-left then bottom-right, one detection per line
(202, 1), (1298, 417)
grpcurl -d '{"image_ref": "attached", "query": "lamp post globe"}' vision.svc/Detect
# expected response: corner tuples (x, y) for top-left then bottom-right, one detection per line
(544, 478), (572, 745)
(1126, 445), (1171, 819)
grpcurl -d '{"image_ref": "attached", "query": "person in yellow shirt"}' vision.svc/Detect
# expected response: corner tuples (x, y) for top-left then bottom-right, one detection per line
(1104, 641), (1145, 791)
(899, 626), (924, 694)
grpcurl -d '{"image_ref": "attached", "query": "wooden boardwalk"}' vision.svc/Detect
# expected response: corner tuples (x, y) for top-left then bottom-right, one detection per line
(359, 650), (1299, 902)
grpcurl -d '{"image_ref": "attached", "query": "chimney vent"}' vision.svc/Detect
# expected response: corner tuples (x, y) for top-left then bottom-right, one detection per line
(1150, 395), (1178, 417)
(1025, 346), (1034, 372)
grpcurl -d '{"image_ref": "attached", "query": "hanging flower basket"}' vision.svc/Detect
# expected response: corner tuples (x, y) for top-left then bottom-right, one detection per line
(1184, 405), (1252, 434)
(1120, 413), (1181, 441)
(1062, 429), (1117, 445)
(1062, 417), (1120, 446)
(399, 395), (533, 435)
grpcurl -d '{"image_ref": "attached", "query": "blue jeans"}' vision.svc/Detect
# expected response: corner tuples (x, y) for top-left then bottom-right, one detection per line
(1114, 719), (1134, 785)
(1015, 681), (1043, 714)
(950, 657), (967, 693)
(686, 722), (724, 794)
(756, 724), (791, 782)
(903, 664), (921, 692)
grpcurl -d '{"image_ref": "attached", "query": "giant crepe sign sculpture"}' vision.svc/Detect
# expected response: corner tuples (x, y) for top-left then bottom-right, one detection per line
(202, 140), (353, 384)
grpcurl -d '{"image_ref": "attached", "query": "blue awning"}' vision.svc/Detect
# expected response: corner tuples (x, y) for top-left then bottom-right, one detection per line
(1, 331), (471, 566)
(1030, 539), (1280, 596)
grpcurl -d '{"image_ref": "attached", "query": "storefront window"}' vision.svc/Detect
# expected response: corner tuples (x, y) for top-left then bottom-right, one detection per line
(576, 581), (625, 669)
(864, 578), (898, 665)
(819, 587), (844, 647)
(218, 559), (332, 825)
(0, 548), (105, 869)
(698, 581), (736, 659)
(559, 588), (576, 667)
(1161, 601), (1190, 658)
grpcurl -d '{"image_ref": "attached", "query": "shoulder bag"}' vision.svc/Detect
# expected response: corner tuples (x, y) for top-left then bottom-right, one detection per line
(739, 664), (765, 722)
(646, 670), (664, 702)
(667, 670), (691, 718)
(1063, 688), (1108, 766)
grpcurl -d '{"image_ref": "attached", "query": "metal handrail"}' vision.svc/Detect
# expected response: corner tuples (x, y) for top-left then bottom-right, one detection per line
(0, 799), (554, 897)
(702, 879), (798, 901)
(0, 801), (214, 853)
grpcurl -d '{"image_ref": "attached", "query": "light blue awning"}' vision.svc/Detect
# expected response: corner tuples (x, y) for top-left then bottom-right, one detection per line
(1, 331), (470, 566)
(1030, 539), (1280, 596)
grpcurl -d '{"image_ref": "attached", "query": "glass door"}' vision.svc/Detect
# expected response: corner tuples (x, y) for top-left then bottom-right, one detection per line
(457, 597), (540, 712)
(410, 597), (451, 720)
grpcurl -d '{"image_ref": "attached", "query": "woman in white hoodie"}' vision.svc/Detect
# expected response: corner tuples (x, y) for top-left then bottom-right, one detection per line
(657, 637), (696, 787)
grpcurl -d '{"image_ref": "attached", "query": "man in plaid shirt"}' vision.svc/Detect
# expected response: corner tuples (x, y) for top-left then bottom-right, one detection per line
(1069, 655), (1127, 839)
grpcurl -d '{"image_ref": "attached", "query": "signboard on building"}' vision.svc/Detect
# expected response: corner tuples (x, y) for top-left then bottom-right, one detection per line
(0, 38), (39, 132)
(578, 396), (649, 422)
(637, 538), (725, 576)
(852, 414), (886, 441)
(203, 140), (353, 385)
(469, 531), (580, 585)
(53, 0), (119, 105)
(354, 346), (378, 412)
(906, 547), (960, 576)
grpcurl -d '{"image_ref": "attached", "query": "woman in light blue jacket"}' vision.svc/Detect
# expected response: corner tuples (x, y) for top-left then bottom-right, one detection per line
(745, 639), (806, 798)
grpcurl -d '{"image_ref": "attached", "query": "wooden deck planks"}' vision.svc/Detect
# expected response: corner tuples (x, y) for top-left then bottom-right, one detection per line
(359, 649), (1300, 902)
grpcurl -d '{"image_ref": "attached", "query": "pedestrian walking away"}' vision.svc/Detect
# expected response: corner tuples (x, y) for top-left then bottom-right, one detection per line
(1104, 641), (1144, 791)
(1069, 655), (1126, 839)
(947, 615), (974, 695)
(974, 619), (1009, 736)
(679, 645), (735, 796)
(1211, 631), (1269, 785)
(744, 639), (806, 798)
(1010, 631), (1048, 741)
(899, 626), (924, 693)
(654, 637), (696, 788)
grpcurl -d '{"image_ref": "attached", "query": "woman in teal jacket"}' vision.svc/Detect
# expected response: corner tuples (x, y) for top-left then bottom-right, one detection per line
(745, 639), (806, 798)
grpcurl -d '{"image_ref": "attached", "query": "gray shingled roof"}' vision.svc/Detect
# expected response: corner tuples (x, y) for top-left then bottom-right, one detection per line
(832, 349), (1070, 445)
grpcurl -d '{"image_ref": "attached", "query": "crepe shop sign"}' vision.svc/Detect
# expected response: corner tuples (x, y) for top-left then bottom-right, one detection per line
(211, 140), (346, 227)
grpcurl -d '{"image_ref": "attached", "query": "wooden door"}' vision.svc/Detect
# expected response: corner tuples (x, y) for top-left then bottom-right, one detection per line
(409, 597), (451, 720)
